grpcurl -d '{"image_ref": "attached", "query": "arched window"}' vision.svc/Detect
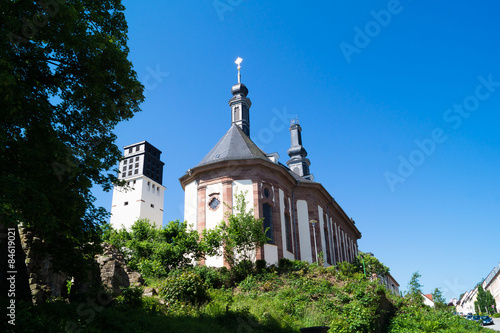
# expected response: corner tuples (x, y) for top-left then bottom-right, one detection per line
(263, 203), (273, 244)
(285, 214), (292, 252)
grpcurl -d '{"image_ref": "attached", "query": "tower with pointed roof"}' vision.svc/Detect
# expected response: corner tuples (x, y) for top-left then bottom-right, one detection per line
(179, 59), (361, 268)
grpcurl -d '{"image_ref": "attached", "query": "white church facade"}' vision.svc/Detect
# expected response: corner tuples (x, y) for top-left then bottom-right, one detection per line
(179, 60), (361, 267)
(110, 141), (166, 230)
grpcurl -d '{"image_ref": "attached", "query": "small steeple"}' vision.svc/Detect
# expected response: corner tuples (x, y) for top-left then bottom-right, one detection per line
(287, 118), (313, 179)
(229, 57), (252, 137)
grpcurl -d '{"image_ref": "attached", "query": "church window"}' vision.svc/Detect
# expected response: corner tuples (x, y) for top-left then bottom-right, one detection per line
(122, 166), (126, 171)
(128, 148), (132, 153)
(123, 159), (127, 164)
(136, 156), (139, 161)
(209, 197), (220, 210)
(133, 180), (136, 184)
(122, 172), (126, 178)
(263, 203), (273, 244)
(151, 203), (154, 208)
(152, 184), (155, 189)
(285, 215), (292, 252)
(135, 163), (139, 168)
(128, 171), (132, 176)
(136, 146), (139, 151)
(124, 201), (128, 206)
(128, 165), (132, 170)
(134, 169), (138, 174)
(263, 188), (270, 198)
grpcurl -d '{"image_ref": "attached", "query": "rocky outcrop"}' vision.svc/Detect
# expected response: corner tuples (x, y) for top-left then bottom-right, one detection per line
(18, 226), (144, 304)
(19, 226), (68, 304)
(95, 243), (144, 295)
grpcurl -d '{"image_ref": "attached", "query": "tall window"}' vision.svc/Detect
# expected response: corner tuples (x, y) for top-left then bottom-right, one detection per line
(285, 215), (292, 252)
(263, 203), (273, 244)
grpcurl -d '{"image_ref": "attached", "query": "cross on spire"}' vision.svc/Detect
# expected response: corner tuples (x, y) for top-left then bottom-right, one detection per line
(235, 57), (243, 83)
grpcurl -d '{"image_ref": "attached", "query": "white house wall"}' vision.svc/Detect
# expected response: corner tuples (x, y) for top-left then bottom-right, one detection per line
(232, 179), (253, 212)
(205, 182), (224, 267)
(110, 176), (165, 230)
(264, 244), (278, 265)
(184, 180), (198, 230)
(139, 178), (165, 228)
(297, 199), (312, 263)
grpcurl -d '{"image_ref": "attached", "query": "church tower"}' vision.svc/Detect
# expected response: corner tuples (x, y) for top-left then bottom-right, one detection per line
(287, 119), (313, 180)
(110, 141), (165, 230)
(229, 57), (252, 137)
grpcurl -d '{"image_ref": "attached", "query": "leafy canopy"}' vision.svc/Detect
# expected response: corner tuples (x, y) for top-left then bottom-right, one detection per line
(103, 219), (222, 277)
(475, 284), (497, 315)
(1, 0), (143, 276)
(218, 191), (269, 267)
(406, 271), (424, 305)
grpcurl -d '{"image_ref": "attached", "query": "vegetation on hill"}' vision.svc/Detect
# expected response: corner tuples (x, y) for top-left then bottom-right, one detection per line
(4, 258), (491, 332)
(4, 220), (492, 333)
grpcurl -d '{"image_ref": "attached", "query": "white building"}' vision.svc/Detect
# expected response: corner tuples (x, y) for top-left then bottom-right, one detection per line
(422, 293), (435, 307)
(483, 263), (500, 313)
(179, 61), (361, 267)
(110, 141), (165, 229)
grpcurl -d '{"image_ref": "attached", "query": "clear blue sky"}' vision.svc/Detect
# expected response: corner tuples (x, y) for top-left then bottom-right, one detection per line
(93, 0), (500, 301)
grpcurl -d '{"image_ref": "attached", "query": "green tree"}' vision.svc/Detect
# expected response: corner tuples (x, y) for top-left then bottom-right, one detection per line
(431, 287), (447, 310)
(1, 0), (144, 281)
(104, 219), (222, 277)
(352, 252), (389, 278)
(219, 191), (270, 267)
(475, 284), (497, 314)
(407, 271), (424, 305)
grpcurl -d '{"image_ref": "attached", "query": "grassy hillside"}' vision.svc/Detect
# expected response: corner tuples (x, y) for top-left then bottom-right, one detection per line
(3, 259), (491, 333)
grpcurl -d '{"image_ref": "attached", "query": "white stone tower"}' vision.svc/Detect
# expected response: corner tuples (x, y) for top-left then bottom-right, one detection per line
(110, 141), (165, 230)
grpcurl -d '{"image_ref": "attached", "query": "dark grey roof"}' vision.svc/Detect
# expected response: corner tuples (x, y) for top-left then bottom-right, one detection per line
(196, 124), (317, 184)
(197, 124), (270, 166)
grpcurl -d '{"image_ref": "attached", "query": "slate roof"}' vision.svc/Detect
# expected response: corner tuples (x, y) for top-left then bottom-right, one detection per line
(197, 124), (270, 166)
(196, 124), (317, 184)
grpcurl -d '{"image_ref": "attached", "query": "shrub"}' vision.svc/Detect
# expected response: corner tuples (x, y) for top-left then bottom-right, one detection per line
(114, 285), (143, 309)
(158, 271), (209, 306)
(231, 259), (255, 283)
(255, 259), (267, 273)
(192, 265), (231, 289)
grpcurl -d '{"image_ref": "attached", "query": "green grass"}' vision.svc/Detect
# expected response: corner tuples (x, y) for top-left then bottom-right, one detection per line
(3, 261), (494, 333)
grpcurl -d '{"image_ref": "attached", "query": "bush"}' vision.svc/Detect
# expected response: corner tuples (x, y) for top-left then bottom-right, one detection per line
(255, 259), (267, 273)
(231, 260), (255, 283)
(492, 313), (500, 318)
(192, 265), (231, 289)
(159, 271), (209, 306)
(114, 286), (143, 309)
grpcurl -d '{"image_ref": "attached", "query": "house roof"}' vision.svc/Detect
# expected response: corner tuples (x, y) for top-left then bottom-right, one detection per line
(424, 294), (433, 301)
(196, 124), (318, 185)
(197, 124), (270, 167)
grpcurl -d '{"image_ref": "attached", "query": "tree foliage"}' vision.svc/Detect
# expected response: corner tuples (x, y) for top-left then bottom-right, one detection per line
(431, 287), (447, 310)
(475, 284), (497, 314)
(352, 251), (390, 278)
(103, 219), (222, 277)
(219, 191), (269, 267)
(0, 0), (143, 276)
(406, 271), (424, 305)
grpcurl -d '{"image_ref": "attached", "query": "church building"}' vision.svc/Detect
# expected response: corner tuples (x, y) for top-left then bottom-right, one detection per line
(179, 59), (361, 267)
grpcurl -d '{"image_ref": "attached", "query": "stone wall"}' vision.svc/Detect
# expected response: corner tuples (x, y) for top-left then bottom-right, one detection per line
(18, 226), (143, 304)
